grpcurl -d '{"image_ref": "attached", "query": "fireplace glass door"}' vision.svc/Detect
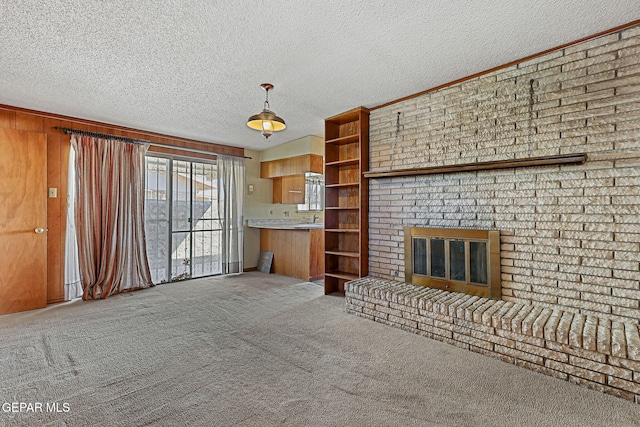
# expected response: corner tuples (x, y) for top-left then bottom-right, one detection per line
(449, 240), (466, 281)
(430, 239), (446, 278)
(413, 237), (487, 285)
(405, 227), (500, 299)
(413, 238), (427, 276)
(469, 241), (488, 284)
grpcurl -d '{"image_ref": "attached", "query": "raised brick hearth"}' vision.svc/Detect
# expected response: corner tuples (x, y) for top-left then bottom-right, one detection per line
(346, 277), (640, 403)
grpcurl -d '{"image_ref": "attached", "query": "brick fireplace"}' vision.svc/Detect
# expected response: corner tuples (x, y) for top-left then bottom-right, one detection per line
(367, 25), (640, 324)
(346, 23), (640, 402)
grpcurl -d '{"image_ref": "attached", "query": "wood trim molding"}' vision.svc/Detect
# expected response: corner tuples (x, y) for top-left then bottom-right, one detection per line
(363, 153), (587, 179)
(0, 103), (244, 158)
(371, 20), (640, 111)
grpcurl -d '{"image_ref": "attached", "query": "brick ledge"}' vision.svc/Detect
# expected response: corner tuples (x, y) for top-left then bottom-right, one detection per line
(345, 277), (640, 403)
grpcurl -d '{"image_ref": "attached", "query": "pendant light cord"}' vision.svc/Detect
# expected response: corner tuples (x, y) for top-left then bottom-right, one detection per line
(264, 87), (270, 110)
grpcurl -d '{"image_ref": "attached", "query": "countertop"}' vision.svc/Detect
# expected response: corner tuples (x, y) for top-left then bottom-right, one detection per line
(247, 219), (323, 230)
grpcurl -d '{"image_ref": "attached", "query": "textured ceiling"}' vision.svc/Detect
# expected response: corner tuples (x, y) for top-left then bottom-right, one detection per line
(0, 1), (637, 151)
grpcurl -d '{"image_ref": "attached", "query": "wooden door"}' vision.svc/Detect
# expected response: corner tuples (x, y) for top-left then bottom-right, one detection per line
(0, 129), (48, 315)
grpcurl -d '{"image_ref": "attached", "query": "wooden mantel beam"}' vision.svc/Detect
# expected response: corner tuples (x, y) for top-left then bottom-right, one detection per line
(363, 153), (588, 179)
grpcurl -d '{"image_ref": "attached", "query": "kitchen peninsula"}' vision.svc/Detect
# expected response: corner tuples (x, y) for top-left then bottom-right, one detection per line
(248, 220), (324, 282)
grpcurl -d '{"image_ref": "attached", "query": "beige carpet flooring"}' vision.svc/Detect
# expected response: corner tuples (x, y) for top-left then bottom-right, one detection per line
(1, 272), (639, 426)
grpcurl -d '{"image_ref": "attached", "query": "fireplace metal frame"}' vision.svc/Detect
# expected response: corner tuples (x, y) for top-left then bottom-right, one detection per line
(404, 227), (501, 299)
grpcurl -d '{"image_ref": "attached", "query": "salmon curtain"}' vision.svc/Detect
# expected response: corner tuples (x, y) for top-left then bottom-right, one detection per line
(71, 134), (154, 299)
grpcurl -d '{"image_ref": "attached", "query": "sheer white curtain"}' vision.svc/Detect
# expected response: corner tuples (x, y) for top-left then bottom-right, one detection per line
(64, 146), (82, 300)
(217, 155), (245, 274)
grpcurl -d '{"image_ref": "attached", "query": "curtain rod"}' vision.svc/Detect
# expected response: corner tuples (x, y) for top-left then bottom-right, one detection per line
(53, 127), (251, 160)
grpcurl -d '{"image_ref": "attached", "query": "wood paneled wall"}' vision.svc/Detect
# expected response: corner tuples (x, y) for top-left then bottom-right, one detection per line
(0, 104), (244, 304)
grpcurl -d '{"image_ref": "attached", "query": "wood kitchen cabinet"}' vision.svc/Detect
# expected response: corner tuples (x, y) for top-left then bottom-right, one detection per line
(260, 154), (324, 204)
(260, 154), (323, 178)
(272, 175), (305, 204)
(259, 228), (324, 281)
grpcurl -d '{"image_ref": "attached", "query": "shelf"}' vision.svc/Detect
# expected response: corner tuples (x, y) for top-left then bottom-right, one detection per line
(326, 158), (360, 167)
(325, 271), (359, 281)
(363, 153), (588, 179)
(326, 107), (367, 124)
(325, 228), (359, 233)
(325, 206), (359, 210)
(326, 182), (359, 188)
(325, 250), (360, 258)
(325, 291), (346, 297)
(325, 134), (359, 145)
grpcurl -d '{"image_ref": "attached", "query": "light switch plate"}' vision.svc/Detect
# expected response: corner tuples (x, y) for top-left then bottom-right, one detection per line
(48, 187), (58, 198)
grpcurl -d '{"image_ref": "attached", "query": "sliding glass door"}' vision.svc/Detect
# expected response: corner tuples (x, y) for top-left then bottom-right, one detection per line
(145, 156), (170, 283)
(144, 156), (221, 284)
(184, 160), (221, 278)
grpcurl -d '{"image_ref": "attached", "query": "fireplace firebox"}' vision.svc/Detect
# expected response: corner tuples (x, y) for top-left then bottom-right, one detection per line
(404, 227), (501, 299)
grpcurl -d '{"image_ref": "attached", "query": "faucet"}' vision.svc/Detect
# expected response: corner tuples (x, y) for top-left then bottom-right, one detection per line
(312, 214), (319, 223)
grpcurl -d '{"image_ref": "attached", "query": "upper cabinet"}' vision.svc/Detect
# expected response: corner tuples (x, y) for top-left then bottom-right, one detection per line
(260, 154), (324, 204)
(260, 154), (323, 178)
(272, 175), (306, 204)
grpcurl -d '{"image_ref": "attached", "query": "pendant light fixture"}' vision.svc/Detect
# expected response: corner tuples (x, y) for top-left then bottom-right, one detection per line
(247, 83), (286, 139)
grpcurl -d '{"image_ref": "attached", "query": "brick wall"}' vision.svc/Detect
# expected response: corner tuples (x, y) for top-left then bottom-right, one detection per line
(368, 25), (640, 323)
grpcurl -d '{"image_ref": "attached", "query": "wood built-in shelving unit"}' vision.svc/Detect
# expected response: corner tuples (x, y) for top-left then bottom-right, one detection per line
(324, 107), (369, 296)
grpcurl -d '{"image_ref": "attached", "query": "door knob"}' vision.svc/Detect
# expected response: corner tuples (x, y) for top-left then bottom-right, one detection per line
(35, 228), (47, 234)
